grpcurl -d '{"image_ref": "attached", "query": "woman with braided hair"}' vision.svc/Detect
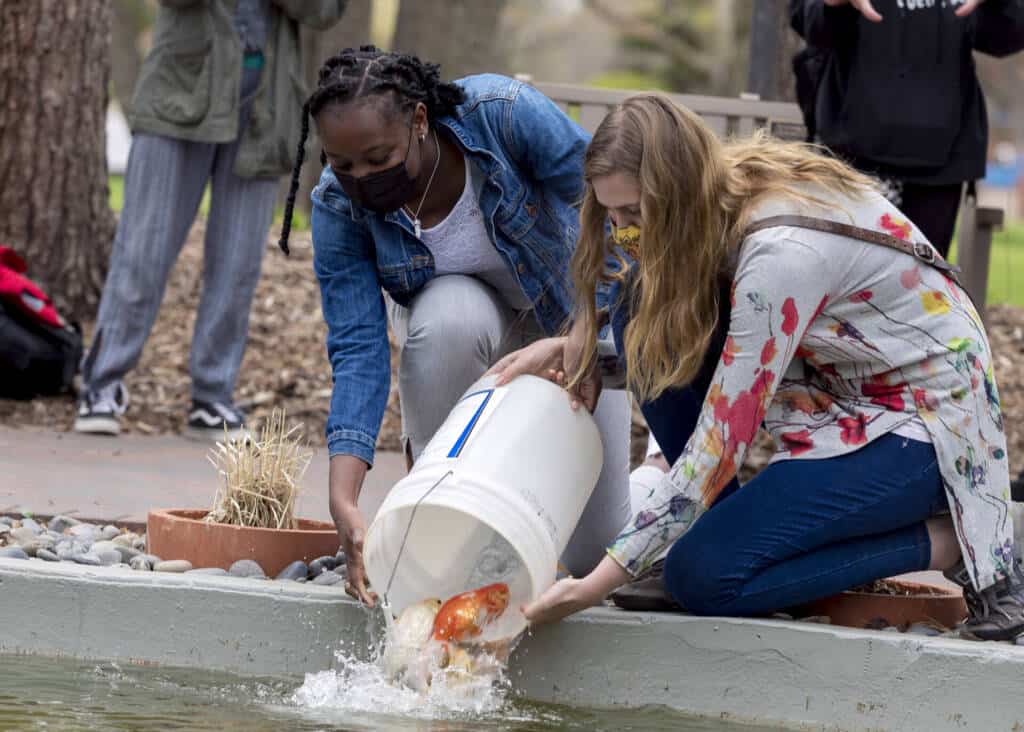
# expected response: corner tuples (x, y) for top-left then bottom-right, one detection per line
(278, 46), (632, 605)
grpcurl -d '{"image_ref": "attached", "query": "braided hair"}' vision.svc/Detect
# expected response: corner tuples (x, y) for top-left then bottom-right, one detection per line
(277, 45), (466, 255)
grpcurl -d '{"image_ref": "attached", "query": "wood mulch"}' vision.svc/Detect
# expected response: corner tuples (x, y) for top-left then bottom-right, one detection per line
(3, 219), (1024, 482)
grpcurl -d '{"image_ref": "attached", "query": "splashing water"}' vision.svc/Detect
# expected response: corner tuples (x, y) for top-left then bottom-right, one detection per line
(290, 602), (518, 723)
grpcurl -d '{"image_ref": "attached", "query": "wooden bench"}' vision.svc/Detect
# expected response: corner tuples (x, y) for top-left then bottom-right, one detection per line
(533, 81), (1002, 320)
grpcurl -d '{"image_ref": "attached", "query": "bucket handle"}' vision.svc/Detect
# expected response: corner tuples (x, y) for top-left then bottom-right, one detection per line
(382, 469), (454, 606)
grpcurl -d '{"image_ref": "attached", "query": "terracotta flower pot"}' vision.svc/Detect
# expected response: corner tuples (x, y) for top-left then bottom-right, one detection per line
(147, 509), (339, 577)
(796, 579), (967, 630)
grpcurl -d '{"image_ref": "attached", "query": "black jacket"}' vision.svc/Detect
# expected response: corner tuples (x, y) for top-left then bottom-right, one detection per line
(791, 0), (1024, 185)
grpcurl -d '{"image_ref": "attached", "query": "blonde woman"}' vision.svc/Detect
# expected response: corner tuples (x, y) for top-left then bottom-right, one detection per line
(491, 94), (1024, 640)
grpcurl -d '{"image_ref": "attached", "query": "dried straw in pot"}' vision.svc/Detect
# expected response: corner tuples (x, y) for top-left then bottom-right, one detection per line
(205, 408), (313, 529)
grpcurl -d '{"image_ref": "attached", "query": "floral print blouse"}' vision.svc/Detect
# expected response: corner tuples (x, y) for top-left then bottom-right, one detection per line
(608, 188), (1012, 591)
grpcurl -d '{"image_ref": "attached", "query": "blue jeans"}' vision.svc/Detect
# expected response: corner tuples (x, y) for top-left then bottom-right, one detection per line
(610, 280), (944, 616)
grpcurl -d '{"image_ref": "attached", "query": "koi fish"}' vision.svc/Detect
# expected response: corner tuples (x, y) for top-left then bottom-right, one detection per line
(431, 582), (510, 643)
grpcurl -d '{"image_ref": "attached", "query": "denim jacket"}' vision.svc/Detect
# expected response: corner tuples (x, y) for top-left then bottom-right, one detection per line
(311, 74), (594, 464)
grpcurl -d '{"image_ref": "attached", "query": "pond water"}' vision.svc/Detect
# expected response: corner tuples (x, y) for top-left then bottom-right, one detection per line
(0, 654), (787, 731)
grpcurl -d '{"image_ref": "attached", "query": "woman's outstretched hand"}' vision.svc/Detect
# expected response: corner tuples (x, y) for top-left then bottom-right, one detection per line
(522, 556), (631, 627)
(486, 337), (567, 386)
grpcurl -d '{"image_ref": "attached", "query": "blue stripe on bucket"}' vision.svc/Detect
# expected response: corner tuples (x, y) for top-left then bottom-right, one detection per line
(447, 389), (494, 458)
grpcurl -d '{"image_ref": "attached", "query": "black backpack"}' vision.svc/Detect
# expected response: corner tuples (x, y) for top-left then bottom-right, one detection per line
(0, 247), (83, 400)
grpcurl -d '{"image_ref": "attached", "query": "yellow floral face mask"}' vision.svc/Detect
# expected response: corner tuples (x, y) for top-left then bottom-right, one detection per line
(611, 224), (642, 260)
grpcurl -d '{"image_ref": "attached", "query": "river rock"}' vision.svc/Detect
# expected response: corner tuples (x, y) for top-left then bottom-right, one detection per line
(48, 515), (80, 533)
(36, 548), (60, 562)
(312, 569), (345, 586)
(99, 525), (120, 541)
(111, 533), (136, 548)
(0, 546), (29, 560)
(129, 556), (153, 571)
(187, 567), (229, 576)
(154, 560), (193, 573)
(18, 538), (55, 558)
(95, 549), (122, 566)
(68, 524), (97, 539)
(73, 552), (103, 566)
(20, 517), (42, 534)
(113, 545), (141, 562)
(275, 560), (308, 581)
(907, 623), (942, 637)
(11, 527), (38, 545)
(91, 540), (119, 555)
(309, 555), (338, 577)
(228, 559), (265, 578)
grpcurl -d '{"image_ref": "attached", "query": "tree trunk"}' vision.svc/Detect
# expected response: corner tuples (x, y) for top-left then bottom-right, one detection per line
(392, 0), (509, 79)
(0, 0), (115, 321)
(746, 0), (800, 102)
(290, 0), (374, 217)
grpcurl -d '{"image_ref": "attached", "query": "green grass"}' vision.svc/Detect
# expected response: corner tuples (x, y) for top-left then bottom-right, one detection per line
(108, 174), (310, 232)
(950, 222), (1024, 307)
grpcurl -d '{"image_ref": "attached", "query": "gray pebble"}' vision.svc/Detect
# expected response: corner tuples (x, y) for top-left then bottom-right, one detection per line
(48, 515), (80, 533)
(111, 533), (135, 548)
(20, 517), (42, 534)
(0, 546), (29, 560)
(91, 540), (118, 555)
(309, 555), (338, 577)
(228, 559), (266, 578)
(154, 560), (193, 573)
(95, 549), (122, 566)
(73, 553), (103, 566)
(907, 623), (942, 637)
(275, 560), (308, 581)
(113, 545), (141, 562)
(129, 556), (153, 571)
(312, 570), (345, 586)
(187, 567), (229, 576)
(17, 540), (50, 558)
(68, 524), (97, 539)
(100, 525), (120, 541)
(36, 548), (60, 562)
(11, 527), (38, 545)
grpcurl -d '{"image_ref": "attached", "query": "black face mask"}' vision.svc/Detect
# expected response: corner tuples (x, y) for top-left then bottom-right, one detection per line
(335, 124), (418, 214)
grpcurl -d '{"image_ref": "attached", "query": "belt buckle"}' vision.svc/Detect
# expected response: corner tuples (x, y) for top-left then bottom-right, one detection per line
(913, 241), (936, 264)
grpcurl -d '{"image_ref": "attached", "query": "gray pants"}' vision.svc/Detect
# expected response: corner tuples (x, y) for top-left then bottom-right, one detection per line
(388, 274), (632, 577)
(83, 116), (278, 403)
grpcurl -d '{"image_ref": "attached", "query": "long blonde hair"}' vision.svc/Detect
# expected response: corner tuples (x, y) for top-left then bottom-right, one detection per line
(571, 94), (875, 403)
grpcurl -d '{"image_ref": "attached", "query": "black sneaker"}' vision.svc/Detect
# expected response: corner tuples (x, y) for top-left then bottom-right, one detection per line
(945, 559), (1024, 641)
(186, 400), (248, 442)
(73, 382), (128, 436)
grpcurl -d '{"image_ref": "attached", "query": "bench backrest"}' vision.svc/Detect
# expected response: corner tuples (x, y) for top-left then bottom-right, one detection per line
(532, 82), (807, 141)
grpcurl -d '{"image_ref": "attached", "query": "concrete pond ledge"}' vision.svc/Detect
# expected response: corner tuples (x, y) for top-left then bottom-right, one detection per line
(3, 557), (1024, 731)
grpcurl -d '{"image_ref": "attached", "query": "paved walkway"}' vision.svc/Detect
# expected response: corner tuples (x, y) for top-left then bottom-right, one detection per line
(0, 426), (405, 525)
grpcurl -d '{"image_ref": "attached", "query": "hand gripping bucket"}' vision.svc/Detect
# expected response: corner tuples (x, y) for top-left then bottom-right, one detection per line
(364, 374), (603, 639)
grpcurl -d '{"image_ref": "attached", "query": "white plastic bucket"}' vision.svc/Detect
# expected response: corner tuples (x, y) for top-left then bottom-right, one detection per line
(364, 374), (603, 640)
